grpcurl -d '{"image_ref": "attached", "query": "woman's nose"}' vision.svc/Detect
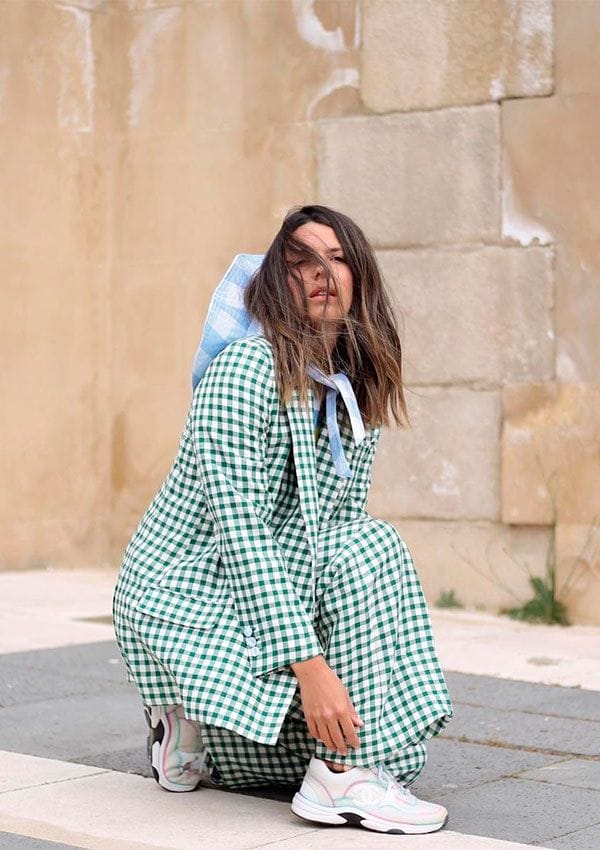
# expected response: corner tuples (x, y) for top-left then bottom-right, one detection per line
(311, 258), (327, 278)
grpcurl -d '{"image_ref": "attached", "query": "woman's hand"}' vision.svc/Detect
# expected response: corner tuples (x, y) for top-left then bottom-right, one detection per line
(291, 655), (364, 755)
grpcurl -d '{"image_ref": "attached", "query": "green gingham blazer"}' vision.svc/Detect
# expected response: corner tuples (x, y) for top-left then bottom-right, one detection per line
(113, 334), (381, 743)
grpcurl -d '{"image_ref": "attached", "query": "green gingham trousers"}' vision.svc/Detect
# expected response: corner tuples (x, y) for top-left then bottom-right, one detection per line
(119, 512), (452, 789)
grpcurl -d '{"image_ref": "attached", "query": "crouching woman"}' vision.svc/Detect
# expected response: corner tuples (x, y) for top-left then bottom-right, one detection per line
(112, 203), (454, 836)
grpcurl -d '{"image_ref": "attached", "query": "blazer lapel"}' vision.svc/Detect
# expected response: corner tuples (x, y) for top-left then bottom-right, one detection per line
(320, 414), (359, 526)
(284, 387), (321, 609)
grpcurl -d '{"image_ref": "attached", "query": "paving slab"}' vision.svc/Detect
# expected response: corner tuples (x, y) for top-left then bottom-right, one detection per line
(517, 757), (600, 792)
(419, 738), (565, 796)
(0, 569), (116, 654)
(436, 777), (600, 847)
(70, 747), (150, 780)
(439, 701), (600, 757)
(0, 663), (122, 709)
(0, 766), (312, 849)
(444, 671), (600, 721)
(0, 690), (145, 762)
(0, 641), (125, 688)
(543, 822), (600, 850)
(432, 610), (600, 691)
(0, 751), (108, 795)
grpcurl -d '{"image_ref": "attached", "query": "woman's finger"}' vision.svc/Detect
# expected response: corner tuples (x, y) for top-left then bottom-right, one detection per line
(338, 710), (359, 749)
(306, 717), (319, 741)
(325, 718), (348, 755)
(316, 719), (335, 751)
(346, 692), (364, 727)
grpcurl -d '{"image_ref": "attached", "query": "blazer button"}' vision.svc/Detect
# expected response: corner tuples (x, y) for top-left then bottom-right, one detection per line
(242, 626), (253, 637)
(248, 646), (260, 657)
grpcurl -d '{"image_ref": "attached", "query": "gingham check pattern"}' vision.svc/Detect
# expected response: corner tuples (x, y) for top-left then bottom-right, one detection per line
(112, 335), (453, 777)
(191, 253), (365, 478)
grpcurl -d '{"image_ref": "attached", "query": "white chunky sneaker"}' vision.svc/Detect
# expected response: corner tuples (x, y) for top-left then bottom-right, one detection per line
(145, 704), (216, 792)
(291, 756), (448, 835)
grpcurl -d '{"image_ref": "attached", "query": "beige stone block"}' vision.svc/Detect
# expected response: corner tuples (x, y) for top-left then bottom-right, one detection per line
(110, 382), (191, 559)
(317, 106), (500, 247)
(502, 94), (600, 381)
(389, 518), (551, 614)
(555, 523), (600, 626)
(0, 259), (110, 568)
(502, 382), (600, 526)
(114, 123), (315, 264)
(134, 0), (352, 135)
(186, 0), (360, 130)
(106, 3), (187, 134)
(369, 387), (501, 520)
(361, 0), (553, 113)
(554, 240), (600, 385)
(110, 262), (209, 391)
(378, 245), (554, 385)
(0, 517), (109, 571)
(114, 132), (195, 264)
(502, 94), (600, 248)
(0, 129), (109, 262)
(555, 0), (600, 96)
(0, 1), (109, 133)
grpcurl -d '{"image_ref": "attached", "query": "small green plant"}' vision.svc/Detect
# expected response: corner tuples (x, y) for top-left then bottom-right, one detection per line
(499, 447), (598, 626)
(501, 570), (569, 625)
(449, 443), (599, 627)
(435, 589), (463, 609)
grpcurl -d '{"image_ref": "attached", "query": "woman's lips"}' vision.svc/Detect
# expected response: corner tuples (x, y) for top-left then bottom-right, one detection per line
(310, 288), (336, 299)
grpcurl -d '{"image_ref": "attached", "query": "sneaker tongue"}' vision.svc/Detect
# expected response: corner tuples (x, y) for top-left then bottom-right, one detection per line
(375, 764), (410, 795)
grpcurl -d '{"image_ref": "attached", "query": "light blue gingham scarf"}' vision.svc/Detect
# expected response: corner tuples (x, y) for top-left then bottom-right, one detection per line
(191, 254), (366, 478)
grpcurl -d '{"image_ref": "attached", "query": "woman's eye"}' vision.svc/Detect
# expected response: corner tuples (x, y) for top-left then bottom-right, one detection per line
(333, 256), (346, 263)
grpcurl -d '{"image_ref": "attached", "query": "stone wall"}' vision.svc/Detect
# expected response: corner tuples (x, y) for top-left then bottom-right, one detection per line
(336, 0), (598, 624)
(1, 1), (598, 624)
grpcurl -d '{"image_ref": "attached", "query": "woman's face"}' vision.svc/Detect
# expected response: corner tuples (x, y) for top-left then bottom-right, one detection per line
(286, 222), (354, 328)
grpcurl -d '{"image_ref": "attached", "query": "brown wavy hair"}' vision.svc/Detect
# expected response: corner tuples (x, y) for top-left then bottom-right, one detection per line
(244, 204), (409, 431)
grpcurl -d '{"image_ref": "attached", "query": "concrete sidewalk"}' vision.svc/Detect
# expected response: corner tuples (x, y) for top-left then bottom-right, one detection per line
(0, 567), (599, 849)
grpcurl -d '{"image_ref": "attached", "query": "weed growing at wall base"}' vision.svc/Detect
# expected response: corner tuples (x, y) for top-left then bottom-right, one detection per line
(435, 589), (463, 609)
(502, 570), (569, 625)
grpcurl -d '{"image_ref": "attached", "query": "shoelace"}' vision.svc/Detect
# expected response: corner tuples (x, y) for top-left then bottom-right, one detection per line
(374, 764), (417, 805)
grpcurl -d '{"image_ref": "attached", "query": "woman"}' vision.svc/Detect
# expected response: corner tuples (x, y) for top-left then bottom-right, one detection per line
(112, 204), (454, 836)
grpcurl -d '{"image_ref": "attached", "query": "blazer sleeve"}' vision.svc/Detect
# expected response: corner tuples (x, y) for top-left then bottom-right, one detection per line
(191, 337), (324, 678)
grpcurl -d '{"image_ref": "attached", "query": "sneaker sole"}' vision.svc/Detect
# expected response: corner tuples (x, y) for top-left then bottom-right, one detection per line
(290, 791), (448, 835)
(144, 707), (202, 793)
